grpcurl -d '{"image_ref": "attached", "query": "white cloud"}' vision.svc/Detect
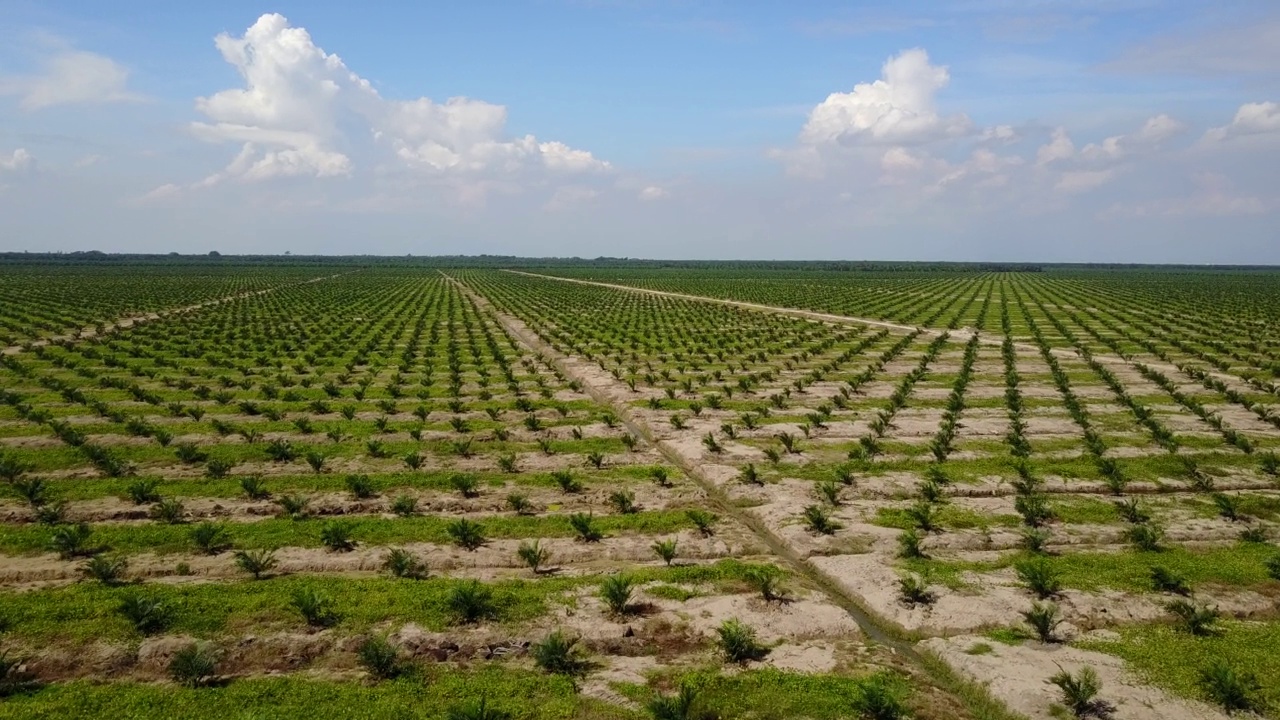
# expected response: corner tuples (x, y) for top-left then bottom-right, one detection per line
(1036, 127), (1075, 165)
(1056, 169), (1115, 193)
(187, 13), (608, 188)
(881, 146), (925, 172)
(0, 149), (34, 173)
(638, 185), (669, 201)
(979, 125), (1020, 145)
(1079, 113), (1184, 161)
(1038, 114), (1184, 168)
(129, 183), (182, 206)
(1133, 114), (1185, 144)
(798, 49), (971, 147)
(0, 47), (141, 110)
(1205, 102), (1280, 142)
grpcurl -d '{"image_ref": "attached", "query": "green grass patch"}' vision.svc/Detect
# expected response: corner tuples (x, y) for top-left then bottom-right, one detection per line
(0, 509), (698, 556)
(1078, 619), (1280, 717)
(0, 666), (622, 720)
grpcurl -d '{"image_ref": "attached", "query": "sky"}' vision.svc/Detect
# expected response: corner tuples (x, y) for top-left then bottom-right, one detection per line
(0, 0), (1278, 262)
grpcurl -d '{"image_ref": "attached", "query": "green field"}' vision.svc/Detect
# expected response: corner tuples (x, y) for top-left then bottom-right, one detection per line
(2, 258), (1278, 719)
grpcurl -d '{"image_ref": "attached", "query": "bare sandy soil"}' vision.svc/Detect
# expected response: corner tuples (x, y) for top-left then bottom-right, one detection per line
(922, 634), (1233, 720)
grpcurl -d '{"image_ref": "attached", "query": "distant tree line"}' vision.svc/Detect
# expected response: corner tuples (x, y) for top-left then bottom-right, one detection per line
(0, 252), (1275, 273)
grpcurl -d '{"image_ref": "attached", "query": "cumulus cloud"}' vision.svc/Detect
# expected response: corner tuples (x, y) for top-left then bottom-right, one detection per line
(0, 47), (141, 110)
(798, 49), (971, 147)
(0, 149), (35, 173)
(1205, 102), (1280, 142)
(188, 13), (608, 188)
(1036, 127), (1075, 165)
(978, 125), (1020, 145)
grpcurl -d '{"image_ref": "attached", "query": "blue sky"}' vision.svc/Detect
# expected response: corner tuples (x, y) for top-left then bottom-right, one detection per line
(1, 0), (1278, 261)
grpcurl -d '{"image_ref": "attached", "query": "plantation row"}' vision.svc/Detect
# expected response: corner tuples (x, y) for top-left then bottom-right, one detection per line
(455, 269), (1280, 718)
(0, 265), (337, 348)
(539, 269), (1280, 392)
(0, 266), (975, 720)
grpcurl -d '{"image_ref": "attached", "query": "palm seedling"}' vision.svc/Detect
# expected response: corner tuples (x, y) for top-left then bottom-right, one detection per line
(1198, 660), (1262, 714)
(551, 469), (582, 493)
(609, 490), (638, 514)
(531, 630), (590, 678)
(234, 548), (278, 579)
(652, 538), (678, 566)
(1150, 566), (1190, 595)
(448, 581), (497, 624)
(1023, 601), (1062, 643)
(150, 497), (186, 524)
(1266, 554), (1280, 580)
(319, 521), (357, 552)
(80, 555), (128, 585)
(383, 548), (428, 579)
(447, 519), (487, 550)
(169, 643), (218, 688)
(686, 509), (716, 537)
(50, 522), (95, 559)
(13, 477), (49, 507)
(126, 479), (161, 505)
(444, 472), (478, 498)
(647, 684), (709, 720)
(304, 451), (327, 474)
(851, 673), (909, 720)
(34, 500), (67, 526)
(357, 635), (402, 680)
(1020, 527), (1050, 554)
(204, 457), (236, 479)
(340, 473), (376, 500)
(599, 574), (636, 615)
(802, 504), (841, 535)
(190, 522), (232, 555)
(898, 574), (935, 606)
(905, 500), (939, 532)
(1126, 523), (1164, 552)
(898, 529), (926, 559)
(1112, 497), (1150, 524)
(815, 479), (842, 506)
(240, 475), (270, 500)
(744, 565), (785, 602)
(497, 453), (519, 474)
(1165, 599), (1219, 636)
(380, 491), (415, 515)
(1015, 558), (1062, 599)
(570, 512), (603, 542)
(517, 540), (551, 574)
(715, 619), (768, 664)
(1048, 666), (1114, 719)
(118, 594), (170, 634)
(505, 493), (533, 516)
(292, 587), (339, 627)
